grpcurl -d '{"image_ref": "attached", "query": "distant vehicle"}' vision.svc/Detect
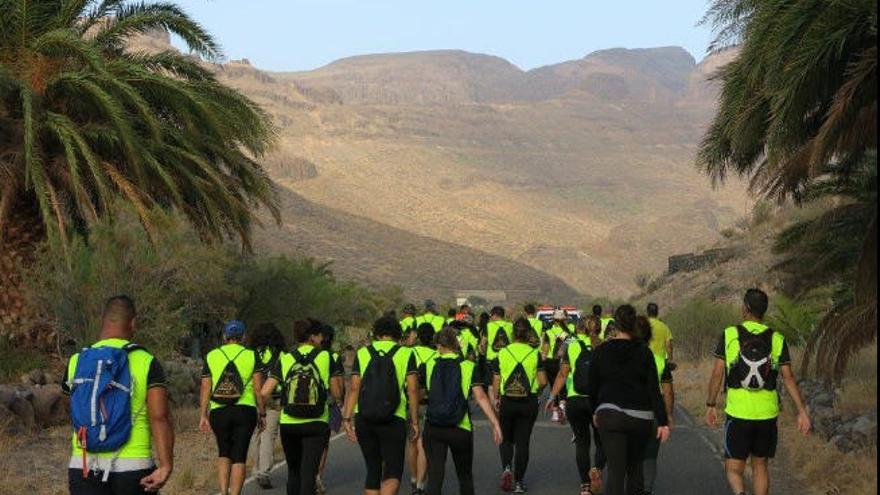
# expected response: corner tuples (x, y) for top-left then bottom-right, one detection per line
(535, 305), (582, 329)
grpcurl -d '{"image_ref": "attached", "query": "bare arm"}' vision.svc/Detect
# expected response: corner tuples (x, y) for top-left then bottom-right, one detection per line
(549, 363), (570, 398)
(330, 376), (344, 403)
(140, 387), (174, 492)
(473, 385), (503, 444)
(490, 373), (500, 406)
(198, 377), (212, 425)
(252, 372), (265, 417)
(705, 358), (725, 427)
(666, 339), (674, 362)
(342, 374), (361, 442)
(260, 377), (278, 403)
(661, 382), (674, 427)
(537, 370), (548, 388)
(405, 373), (421, 440)
(780, 364), (811, 434)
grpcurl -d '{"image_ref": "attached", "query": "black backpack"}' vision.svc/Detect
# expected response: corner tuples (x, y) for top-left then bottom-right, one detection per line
(283, 348), (327, 418)
(571, 340), (593, 395)
(426, 358), (468, 427)
(726, 326), (777, 391)
(211, 348), (251, 405)
(491, 325), (510, 352)
(503, 347), (537, 399)
(358, 345), (401, 423)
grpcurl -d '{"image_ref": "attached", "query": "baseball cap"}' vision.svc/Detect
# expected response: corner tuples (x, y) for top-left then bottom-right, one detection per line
(224, 320), (246, 337)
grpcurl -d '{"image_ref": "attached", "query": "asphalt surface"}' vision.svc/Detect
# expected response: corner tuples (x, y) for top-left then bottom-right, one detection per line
(242, 405), (729, 494)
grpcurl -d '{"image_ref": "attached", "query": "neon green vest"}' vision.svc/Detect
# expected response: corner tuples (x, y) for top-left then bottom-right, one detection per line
(277, 345), (331, 425)
(67, 339), (154, 460)
(426, 354), (475, 431)
(565, 334), (593, 398)
(545, 323), (573, 358)
(355, 341), (413, 421)
(527, 317), (544, 347)
(206, 343), (257, 410)
(722, 322), (785, 420)
(486, 320), (513, 361)
(497, 343), (541, 396)
(457, 328), (479, 360)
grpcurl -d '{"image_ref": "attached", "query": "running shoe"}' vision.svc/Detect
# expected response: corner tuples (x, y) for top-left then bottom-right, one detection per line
(500, 467), (514, 492)
(579, 483), (593, 495)
(513, 481), (527, 493)
(589, 468), (603, 493)
(551, 409), (560, 422)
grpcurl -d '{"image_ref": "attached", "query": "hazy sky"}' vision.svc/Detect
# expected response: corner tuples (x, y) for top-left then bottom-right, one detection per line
(173, 0), (715, 72)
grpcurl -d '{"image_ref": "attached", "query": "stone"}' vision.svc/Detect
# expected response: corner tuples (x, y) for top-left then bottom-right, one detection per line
(7, 395), (35, 430)
(851, 415), (877, 439)
(31, 384), (67, 428)
(813, 392), (834, 408)
(20, 369), (45, 386)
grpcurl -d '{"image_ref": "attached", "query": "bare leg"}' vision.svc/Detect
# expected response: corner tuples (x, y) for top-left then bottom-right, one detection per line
(725, 458), (747, 494)
(407, 437), (418, 489)
(217, 457), (231, 495)
(751, 457), (769, 495)
(380, 478), (401, 495)
(416, 438), (428, 488)
(229, 463), (247, 495)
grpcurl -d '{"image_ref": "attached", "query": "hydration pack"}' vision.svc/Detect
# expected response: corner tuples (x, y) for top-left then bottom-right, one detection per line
(69, 344), (142, 455)
(571, 340), (593, 395)
(211, 348), (250, 405)
(726, 326), (777, 391)
(503, 347), (537, 399)
(426, 358), (468, 427)
(358, 345), (401, 423)
(283, 348), (327, 418)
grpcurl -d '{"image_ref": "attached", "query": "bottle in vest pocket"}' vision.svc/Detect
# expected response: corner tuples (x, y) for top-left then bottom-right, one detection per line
(358, 345), (401, 423)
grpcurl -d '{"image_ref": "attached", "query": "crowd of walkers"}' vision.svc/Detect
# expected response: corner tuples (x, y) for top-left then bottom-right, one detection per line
(61, 288), (812, 495)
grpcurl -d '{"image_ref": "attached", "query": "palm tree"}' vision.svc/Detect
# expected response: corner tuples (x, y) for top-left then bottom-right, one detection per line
(0, 0), (280, 333)
(699, 0), (877, 380)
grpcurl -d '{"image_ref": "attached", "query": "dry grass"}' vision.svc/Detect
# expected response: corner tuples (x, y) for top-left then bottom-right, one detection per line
(676, 354), (878, 495)
(0, 405), (285, 495)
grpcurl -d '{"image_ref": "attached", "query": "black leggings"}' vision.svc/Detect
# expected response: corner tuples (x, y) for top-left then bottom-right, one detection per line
(642, 430), (661, 493)
(596, 408), (653, 495)
(566, 397), (594, 484)
(355, 415), (407, 490)
(209, 405), (257, 463)
(280, 422), (330, 495)
(499, 397), (538, 482)
(423, 423), (474, 495)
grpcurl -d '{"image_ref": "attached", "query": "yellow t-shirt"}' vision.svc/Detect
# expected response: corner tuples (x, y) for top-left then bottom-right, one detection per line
(648, 317), (672, 359)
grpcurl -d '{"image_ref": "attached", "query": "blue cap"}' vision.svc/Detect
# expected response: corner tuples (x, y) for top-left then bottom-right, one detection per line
(224, 320), (246, 337)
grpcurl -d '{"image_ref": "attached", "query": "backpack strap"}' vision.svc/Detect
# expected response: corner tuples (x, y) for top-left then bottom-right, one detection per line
(122, 343), (145, 354)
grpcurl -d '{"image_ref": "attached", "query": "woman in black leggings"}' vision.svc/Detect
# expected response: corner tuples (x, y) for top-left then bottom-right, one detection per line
(260, 320), (344, 495)
(490, 318), (547, 494)
(586, 305), (670, 495)
(422, 327), (502, 495)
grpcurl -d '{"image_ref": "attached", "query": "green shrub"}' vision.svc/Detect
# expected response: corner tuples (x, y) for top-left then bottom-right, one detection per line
(766, 294), (823, 346)
(23, 208), (241, 358)
(664, 299), (742, 360)
(0, 335), (48, 382)
(751, 200), (774, 227)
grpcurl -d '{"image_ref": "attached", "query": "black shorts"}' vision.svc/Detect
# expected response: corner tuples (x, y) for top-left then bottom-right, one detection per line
(210, 404), (258, 463)
(724, 416), (778, 460)
(69, 468), (155, 495)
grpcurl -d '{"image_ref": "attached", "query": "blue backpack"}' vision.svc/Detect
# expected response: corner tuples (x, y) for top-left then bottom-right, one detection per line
(69, 343), (142, 455)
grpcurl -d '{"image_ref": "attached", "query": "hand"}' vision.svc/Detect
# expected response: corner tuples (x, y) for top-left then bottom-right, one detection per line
(796, 410), (812, 435)
(592, 414), (598, 428)
(492, 422), (503, 445)
(140, 466), (171, 492)
(343, 420), (357, 443)
(656, 425), (671, 443)
(544, 398), (557, 413)
(198, 415), (211, 434)
(409, 421), (420, 442)
(705, 406), (718, 427)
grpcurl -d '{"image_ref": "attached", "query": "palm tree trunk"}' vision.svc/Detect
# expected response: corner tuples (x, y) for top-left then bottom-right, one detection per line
(0, 198), (44, 338)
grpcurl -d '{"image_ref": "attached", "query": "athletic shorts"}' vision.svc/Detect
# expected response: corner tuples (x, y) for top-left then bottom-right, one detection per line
(210, 404), (258, 463)
(69, 468), (155, 495)
(724, 416), (778, 460)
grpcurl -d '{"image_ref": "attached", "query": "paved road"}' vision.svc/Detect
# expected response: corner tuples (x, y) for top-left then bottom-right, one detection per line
(242, 405), (728, 494)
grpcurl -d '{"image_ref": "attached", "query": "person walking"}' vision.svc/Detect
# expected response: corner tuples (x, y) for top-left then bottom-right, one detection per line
(200, 320), (265, 495)
(450, 318), (479, 362)
(645, 303), (673, 362)
(490, 318), (547, 494)
(705, 289), (811, 495)
(545, 314), (599, 495)
(542, 310), (573, 423)
(259, 319), (343, 495)
(407, 323), (438, 494)
(342, 315), (421, 495)
(634, 316), (674, 495)
(63, 295), (174, 495)
(586, 305), (669, 495)
(248, 322), (287, 490)
(422, 327), (503, 495)
(316, 323), (346, 493)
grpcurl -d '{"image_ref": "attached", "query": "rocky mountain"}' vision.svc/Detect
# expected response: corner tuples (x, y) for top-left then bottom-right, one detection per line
(135, 32), (745, 300)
